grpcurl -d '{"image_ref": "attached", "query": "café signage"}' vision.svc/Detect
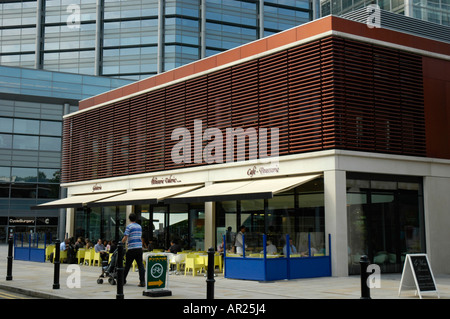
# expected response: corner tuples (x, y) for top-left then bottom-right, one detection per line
(151, 175), (181, 185)
(247, 165), (280, 177)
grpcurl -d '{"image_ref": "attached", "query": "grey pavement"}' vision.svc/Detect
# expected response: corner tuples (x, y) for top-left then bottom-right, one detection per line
(0, 244), (449, 301)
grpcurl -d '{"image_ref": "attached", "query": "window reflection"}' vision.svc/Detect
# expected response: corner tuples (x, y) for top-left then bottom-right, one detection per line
(0, 134), (12, 148)
(14, 118), (39, 135)
(13, 135), (38, 150)
(12, 167), (37, 183)
(0, 167), (10, 182)
(0, 118), (13, 132)
(40, 136), (61, 151)
(40, 121), (62, 136)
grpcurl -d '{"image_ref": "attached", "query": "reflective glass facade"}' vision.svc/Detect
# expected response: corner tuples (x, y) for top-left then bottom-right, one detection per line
(0, 0), (312, 80)
(0, 66), (133, 242)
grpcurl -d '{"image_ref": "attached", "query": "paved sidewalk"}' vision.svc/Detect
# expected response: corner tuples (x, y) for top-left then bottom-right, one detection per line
(0, 245), (448, 300)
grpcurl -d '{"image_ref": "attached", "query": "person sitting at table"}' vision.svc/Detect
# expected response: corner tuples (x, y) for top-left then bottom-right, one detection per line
(74, 237), (84, 252)
(261, 240), (278, 255)
(168, 240), (182, 254)
(95, 238), (109, 263)
(283, 238), (297, 256)
(217, 239), (224, 254)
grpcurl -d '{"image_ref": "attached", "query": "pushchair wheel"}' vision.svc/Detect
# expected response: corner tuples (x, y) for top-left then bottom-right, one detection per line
(97, 278), (103, 284)
(108, 277), (116, 285)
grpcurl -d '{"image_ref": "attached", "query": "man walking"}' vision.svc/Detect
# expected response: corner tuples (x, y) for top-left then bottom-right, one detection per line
(122, 213), (146, 287)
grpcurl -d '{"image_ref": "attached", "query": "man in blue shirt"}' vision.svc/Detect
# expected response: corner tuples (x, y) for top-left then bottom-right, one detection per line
(122, 213), (146, 287)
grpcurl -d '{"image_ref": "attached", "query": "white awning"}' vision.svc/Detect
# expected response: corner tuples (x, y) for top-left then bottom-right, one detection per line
(89, 184), (203, 207)
(165, 174), (321, 203)
(31, 191), (125, 210)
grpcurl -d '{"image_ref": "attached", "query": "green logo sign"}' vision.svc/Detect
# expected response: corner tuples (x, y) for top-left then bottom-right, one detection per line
(146, 256), (168, 290)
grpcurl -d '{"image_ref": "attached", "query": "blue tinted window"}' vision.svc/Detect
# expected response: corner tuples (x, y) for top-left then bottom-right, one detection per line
(13, 135), (38, 150)
(0, 167), (10, 182)
(14, 118), (39, 135)
(0, 118), (13, 132)
(40, 121), (62, 136)
(39, 136), (61, 151)
(38, 168), (60, 183)
(0, 134), (12, 148)
(12, 167), (37, 183)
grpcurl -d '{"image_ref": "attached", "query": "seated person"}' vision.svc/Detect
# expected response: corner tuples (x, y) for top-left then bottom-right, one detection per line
(94, 238), (109, 262)
(261, 240), (278, 255)
(283, 238), (297, 255)
(168, 240), (182, 254)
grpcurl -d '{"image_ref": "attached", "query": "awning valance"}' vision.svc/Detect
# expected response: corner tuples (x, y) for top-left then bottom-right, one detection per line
(89, 184), (203, 207)
(31, 191), (125, 210)
(164, 174), (321, 203)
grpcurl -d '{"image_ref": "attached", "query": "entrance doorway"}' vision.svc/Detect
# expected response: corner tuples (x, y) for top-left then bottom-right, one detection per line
(347, 173), (425, 275)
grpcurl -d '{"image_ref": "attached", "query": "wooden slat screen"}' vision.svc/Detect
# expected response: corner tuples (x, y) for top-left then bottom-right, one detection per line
(62, 36), (425, 183)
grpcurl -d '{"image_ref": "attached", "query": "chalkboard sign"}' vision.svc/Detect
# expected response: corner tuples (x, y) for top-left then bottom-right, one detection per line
(398, 254), (439, 298)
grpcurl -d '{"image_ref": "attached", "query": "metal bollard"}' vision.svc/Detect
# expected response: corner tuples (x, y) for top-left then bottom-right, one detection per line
(206, 247), (215, 299)
(116, 242), (124, 299)
(53, 239), (60, 289)
(360, 255), (371, 299)
(6, 237), (13, 281)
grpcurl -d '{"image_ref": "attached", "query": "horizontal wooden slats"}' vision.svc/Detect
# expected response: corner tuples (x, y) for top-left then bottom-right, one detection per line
(62, 36), (426, 183)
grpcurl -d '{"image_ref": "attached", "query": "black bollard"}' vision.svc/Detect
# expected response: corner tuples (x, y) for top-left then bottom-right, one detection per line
(360, 255), (371, 299)
(206, 247), (215, 299)
(116, 242), (124, 299)
(6, 237), (13, 281)
(53, 239), (60, 289)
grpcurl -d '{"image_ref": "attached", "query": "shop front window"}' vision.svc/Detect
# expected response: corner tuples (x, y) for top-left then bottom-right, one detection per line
(216, 201), (237, 249)
(152, 205), (168, 250)
(88, 207), (101, 242)
(347, 173), (425, 275)
(189, 203), (205, 251)
(216, 177), (325, 256)
(102, 205), (126, 243)
(169, 203), (189, 250)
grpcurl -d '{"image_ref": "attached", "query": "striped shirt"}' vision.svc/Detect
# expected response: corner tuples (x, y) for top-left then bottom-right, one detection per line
(124, 222), (142, 250)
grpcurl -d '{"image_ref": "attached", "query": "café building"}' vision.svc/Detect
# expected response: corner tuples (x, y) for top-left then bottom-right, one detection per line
(35, 15), (450, 277)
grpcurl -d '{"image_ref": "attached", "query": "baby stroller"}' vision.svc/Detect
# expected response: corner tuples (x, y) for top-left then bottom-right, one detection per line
(97, 249), (120, 285)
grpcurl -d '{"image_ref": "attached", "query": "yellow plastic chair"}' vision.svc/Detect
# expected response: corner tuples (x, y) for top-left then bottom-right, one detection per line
(45, 244), (55, 262)
(60, 250), (68, 263)
(93, 251), (102, 266)
(76, 248), (85, 264)
(216, 254), (223, 272)
(53, 249), (67, 263)
(184, 255), (205, 276)
(84, 248), (93, 266)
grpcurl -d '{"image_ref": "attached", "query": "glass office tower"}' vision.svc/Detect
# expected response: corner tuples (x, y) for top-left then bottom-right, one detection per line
(0, 0), (312, 242)
(0, 65), (133, 242)
(0, 0), (312, 80)
(317, 0), (449, 26)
